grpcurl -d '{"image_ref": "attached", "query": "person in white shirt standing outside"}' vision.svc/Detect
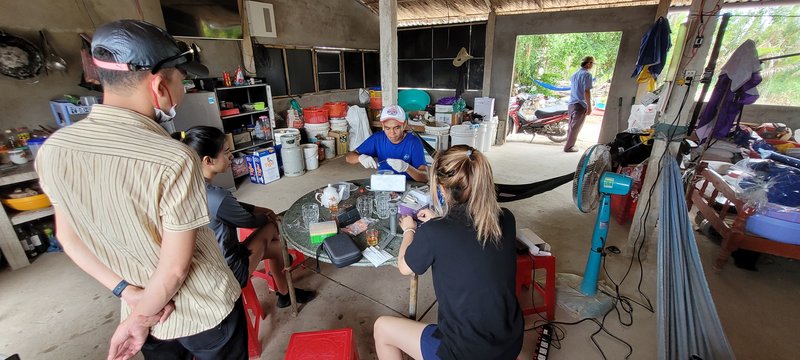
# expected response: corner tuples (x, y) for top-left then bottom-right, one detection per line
(564, 56), (594, 153)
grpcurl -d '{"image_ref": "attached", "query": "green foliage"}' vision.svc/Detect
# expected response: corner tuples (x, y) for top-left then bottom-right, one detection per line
(512, 32), (622, 95)
(667, 6), (800, 105)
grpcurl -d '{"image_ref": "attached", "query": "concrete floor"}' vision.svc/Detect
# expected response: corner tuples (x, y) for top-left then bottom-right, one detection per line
(1, 126), (799, 359)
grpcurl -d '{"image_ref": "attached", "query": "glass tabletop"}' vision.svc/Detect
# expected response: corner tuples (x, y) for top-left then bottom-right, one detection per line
(279, 179), (426, 267)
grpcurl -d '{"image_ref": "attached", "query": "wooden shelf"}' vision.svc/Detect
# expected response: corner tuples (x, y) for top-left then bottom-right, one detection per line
(215, 83), (267, 91)
(221, 109), (270, 120)
(0, 163), (38, 187)
(10, 206), (54, 226)
(233, 139), (274, 154)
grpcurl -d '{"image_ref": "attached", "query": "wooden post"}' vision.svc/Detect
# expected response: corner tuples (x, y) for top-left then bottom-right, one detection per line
(408, 274), (418, 320)
(482, 10), (496, 98)
(279, 232), (299, 316)
(379, 0), (398, 106)
(626, 0), (722, 258)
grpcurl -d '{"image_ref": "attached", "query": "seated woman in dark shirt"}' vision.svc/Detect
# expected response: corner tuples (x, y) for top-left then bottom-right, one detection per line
(178, 126), (314, 308)
(373, 145), (523, 360)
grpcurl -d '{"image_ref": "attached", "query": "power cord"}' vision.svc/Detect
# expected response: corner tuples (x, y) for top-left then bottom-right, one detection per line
(522, 88), (694, 360)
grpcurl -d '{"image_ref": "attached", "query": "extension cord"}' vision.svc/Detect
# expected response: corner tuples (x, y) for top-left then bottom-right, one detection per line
(535, 324), (553, 360)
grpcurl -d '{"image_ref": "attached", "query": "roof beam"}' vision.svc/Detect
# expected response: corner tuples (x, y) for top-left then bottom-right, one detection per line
(483, 0), (494, 11)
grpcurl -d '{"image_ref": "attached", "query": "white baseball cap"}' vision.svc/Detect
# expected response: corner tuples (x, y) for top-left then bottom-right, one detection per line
(380, 104), (406, 123)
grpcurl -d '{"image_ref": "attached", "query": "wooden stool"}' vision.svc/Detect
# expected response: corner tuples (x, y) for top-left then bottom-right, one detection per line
(517, 254), (556, 321)
(241, 279), (264, 358)
(238, 228), (307, 292)
(285, 328), (359, 360)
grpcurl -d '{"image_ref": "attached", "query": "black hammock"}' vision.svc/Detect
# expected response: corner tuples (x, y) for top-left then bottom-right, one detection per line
(412, 131), (574, 203)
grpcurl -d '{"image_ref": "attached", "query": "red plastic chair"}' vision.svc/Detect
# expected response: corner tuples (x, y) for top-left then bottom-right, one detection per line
(516, 254), (556, 321)
(238, 228), (306, 292)
(241, 279), (264, 358)
(284, 328), (359, 360)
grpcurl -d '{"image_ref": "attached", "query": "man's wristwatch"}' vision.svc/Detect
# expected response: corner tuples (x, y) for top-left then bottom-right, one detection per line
(112, 279), (130, 298)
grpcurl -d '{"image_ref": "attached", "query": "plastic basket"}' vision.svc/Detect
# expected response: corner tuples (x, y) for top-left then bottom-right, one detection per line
(304, 106), (330, 124)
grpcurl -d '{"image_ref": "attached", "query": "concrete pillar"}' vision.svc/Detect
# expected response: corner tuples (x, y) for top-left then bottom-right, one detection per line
(482, 10), (496, 98)
(626, 0), (722, 258)
(379, 0), (398, 106)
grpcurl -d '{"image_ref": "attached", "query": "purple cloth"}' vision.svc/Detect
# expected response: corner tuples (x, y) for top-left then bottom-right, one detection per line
(696, 72), (762, 141)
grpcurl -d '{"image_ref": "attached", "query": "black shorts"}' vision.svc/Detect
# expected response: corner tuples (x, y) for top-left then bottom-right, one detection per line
(140, 298), (248, 360)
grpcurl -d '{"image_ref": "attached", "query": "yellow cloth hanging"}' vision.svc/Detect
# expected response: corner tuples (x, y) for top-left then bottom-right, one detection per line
(636, 65), (657, 92)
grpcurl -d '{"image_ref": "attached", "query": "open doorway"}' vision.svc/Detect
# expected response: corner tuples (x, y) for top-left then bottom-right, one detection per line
(507, 32), (622, 149)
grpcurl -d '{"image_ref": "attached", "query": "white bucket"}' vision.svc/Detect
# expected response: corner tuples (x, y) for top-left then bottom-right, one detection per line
(304, 122), (330, 142)
(474, 122), (489, 153)
(321, 137), (336, 159)
(484, 116), (499, 152)
(330, 117), (348, 133)
(450, 124), (478, 147)
(274, 128), (301, 146)
(424, 122), (450, 150)
(301, 144), (319, 170)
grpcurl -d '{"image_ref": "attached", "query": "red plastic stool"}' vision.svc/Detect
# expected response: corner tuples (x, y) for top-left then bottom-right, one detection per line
(241, 279), (264, 358)
(238, 228), (307, 292)
(516, 254), (556, 321)
(285, 328), (359, 360)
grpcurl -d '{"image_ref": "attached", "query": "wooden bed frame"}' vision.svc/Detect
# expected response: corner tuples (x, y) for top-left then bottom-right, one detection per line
(686, 162), (800, 270)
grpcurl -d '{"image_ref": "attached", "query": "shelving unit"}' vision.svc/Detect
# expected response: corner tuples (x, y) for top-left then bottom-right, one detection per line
(171, 78), (276, 190)
(0, 163), (52, 270)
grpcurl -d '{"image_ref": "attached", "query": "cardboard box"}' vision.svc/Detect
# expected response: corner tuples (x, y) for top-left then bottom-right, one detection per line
(474, 97), (495, 119)
(250, 147), (280, 184)
(328, 131), (349, 156)
(245, 153), (259, 184)
(309, 221), (338, 245)
(232, 131), (252, 146)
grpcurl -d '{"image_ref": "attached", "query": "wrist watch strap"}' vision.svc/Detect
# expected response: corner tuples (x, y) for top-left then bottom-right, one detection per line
(112, 279), (130, 298)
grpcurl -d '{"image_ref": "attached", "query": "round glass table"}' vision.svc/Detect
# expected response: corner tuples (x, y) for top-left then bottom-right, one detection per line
(277, 179), (425, 318)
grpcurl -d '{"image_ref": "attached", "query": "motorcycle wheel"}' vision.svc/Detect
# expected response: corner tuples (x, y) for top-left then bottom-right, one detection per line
(546, 120), (569, 143)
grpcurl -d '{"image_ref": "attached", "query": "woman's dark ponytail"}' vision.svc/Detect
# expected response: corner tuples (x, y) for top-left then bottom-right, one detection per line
(171, 126), (226, 159)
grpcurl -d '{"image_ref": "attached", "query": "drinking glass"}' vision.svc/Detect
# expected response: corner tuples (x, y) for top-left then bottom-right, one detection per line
(357, 196), (373, 219)
(365, 228), (380, 247)
(302, 203), (319, 229)
(374, 192), (391, 220)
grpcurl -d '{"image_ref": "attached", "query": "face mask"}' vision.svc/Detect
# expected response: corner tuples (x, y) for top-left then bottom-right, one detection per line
(150, 76), (177, 123)
(154, 105), (177, 124)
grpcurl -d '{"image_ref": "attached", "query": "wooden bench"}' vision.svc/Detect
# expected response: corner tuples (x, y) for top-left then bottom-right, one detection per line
(686, 162), (800, 270)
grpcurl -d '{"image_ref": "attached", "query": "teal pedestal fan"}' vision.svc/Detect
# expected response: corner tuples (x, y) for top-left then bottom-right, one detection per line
(572, 145), (633, 296)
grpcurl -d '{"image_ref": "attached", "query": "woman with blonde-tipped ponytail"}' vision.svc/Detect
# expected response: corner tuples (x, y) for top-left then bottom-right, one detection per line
(373, 145), (523, 360)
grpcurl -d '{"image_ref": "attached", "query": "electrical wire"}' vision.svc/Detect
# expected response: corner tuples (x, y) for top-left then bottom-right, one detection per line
(522, 86), (695, 360)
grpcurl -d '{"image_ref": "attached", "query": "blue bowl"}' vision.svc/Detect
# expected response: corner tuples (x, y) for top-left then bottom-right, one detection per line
(398, 89), (431, 112)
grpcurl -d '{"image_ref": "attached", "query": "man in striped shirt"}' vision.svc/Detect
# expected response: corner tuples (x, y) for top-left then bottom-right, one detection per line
(35, 20), (245, 360)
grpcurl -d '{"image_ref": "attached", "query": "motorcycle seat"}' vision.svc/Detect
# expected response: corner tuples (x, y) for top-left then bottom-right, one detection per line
(534, 104), (569, 118)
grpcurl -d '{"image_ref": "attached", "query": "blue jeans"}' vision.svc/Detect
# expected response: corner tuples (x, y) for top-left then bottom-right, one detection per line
(420, 324), (442, 360)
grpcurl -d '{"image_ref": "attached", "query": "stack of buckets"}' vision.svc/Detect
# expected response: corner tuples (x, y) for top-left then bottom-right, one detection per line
(424, 123), (450, 151)
(303, 106), (330, 142)
(450, 124), (479, 148)
(326, 101), (349, 134)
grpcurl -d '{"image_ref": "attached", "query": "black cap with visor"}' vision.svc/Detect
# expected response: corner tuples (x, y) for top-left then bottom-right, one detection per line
(91, 19), (209, 77)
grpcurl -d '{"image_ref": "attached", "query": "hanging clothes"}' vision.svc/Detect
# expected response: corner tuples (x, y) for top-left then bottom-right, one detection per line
(696, 40), (762, 141)
(632, 16), (672, 80)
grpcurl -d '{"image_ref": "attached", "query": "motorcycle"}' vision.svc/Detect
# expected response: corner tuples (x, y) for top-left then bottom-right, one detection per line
(508, 96), (570, 143)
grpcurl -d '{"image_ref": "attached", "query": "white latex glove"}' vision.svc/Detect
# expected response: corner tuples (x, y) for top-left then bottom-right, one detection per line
(358, 154), (378, 169)
(386, 158), (410, 173)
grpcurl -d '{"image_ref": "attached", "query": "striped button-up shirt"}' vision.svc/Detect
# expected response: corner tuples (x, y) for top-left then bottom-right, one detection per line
(36, 105), (240, 339)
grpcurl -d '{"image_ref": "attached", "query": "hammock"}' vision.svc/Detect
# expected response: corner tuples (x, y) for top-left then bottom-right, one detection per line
(412, 132), (573, 202)
(657, 157), (735, 360)
(533, 79), (571, 92)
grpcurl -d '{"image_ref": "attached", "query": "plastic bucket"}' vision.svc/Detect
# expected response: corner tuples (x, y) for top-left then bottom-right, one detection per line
(273, 128), (301, 146)
(450, 124), (478, 147)
(304, 106), (330, 124)
(485, 116), (499, 152)
(474, 123), (489, 153)
(27, 137), (47, 159)
(324, 102), (349, 118)
(303, 122), (331, 141)
(330, 117), (349, 132)
(424, 123), (450, 151)
(301, 144), (319, 170)
(321, 137), (336, 159)
(369, 90), (382, 109)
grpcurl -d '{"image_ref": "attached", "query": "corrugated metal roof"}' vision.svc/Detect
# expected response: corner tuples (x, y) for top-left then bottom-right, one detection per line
(356, 0), (790, 26)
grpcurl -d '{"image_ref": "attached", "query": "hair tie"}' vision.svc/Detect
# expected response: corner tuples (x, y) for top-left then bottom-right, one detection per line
(466, 149), (473, 159)
(180, 131), (186, 141)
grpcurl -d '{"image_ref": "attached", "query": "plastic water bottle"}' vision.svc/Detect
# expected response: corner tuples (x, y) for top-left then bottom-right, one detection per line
(253, 119), (266, 140)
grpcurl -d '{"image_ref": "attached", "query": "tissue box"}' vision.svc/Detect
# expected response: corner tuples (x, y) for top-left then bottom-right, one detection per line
(309, 221), (338, 245)
(250, 147), (280, 184)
